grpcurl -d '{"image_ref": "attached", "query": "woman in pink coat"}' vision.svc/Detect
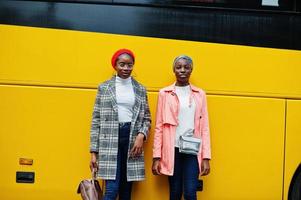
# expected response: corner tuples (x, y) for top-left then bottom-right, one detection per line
(152, 55), (211, 200)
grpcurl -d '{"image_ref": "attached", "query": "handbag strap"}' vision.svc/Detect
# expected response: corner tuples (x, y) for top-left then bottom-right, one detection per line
(91, 169), (105, 189)
(92, 168), (97, 180)
(91, 169), (105, 197)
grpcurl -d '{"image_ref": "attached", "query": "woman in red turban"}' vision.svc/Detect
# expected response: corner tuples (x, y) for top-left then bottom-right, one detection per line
(90, 49), (151, 200)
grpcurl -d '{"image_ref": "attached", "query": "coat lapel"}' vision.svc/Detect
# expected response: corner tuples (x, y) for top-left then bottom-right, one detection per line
(107, 76), (118, 113)
(131, 78), (142, 123)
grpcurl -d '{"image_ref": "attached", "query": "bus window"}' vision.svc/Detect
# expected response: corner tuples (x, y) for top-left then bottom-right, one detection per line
(171, 0), (296, 11)
(262, 0), (278, 6)
(117, 0), (296, 11)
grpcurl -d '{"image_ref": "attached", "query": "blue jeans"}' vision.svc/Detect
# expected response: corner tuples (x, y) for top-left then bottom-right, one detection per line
(103, 122), (132, 200)
(168, 148), (200, 200)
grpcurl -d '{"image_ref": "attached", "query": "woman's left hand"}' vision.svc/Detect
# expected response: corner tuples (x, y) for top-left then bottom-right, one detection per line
(130, 133), (145, 157)
(200, 159), (210, 176)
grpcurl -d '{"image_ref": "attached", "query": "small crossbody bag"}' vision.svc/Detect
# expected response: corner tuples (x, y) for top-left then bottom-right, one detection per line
(179, 135), (202, 156)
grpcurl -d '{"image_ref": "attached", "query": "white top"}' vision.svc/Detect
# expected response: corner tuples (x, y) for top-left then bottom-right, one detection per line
(115, 76), (135, 122)
(175, 85), (196, 147)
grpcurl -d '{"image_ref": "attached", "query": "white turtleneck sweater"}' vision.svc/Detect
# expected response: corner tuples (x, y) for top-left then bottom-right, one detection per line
(115, 76), (135, 122)
(175, 85), (196, 147)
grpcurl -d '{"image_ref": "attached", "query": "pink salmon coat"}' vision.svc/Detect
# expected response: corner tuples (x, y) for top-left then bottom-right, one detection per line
(153, 83), (211, 176)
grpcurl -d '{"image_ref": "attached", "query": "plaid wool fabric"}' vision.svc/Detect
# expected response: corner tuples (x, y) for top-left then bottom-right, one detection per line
(90, 76), (151, 181)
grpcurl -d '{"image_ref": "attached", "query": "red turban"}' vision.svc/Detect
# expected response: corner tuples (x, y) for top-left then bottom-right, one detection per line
(111, 49), (135, 69)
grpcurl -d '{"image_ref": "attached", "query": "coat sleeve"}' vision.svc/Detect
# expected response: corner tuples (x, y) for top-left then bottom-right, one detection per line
(138, 89), (151, 140)
(153, 90), (164, 158)
(200, 91), (211, 159)
(90, 86), (101, 153)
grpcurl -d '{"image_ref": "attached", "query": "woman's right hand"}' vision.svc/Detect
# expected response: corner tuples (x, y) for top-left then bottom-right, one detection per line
(90, 152), (98, 172)
(152, 159), (161, 175)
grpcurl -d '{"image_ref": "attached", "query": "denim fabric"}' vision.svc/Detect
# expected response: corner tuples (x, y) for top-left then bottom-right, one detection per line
(168, 148), (200, 200)
(103, 123), (133, 200)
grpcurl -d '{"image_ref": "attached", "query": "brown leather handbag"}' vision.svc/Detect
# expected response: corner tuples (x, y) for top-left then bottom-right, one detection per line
(77, 170), (103, 200)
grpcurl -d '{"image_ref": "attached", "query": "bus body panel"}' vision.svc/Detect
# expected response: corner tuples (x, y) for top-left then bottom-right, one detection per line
(284, 100), (301, 198)
(0, 86), (286, 200)
(1, 24), (301, 98)
(0, 24), (300, 199)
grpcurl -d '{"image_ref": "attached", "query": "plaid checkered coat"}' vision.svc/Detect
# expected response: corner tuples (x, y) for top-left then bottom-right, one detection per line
(90, 76), (151, 181)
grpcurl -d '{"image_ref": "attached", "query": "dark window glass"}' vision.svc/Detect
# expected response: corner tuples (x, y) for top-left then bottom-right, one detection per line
(296, 0), (301, 11)
(114, 0), (298, 11)
(173, 0), (296, 11)
(15, 0), (298, 11)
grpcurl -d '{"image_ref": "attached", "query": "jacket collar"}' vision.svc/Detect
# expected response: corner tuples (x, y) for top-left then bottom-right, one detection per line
(107, 75), (139, 89)
(106, 75), (142, 116)
(162, 83), (201, 93)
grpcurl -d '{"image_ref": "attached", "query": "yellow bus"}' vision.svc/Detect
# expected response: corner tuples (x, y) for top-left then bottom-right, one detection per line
(0, 1), (301, 199)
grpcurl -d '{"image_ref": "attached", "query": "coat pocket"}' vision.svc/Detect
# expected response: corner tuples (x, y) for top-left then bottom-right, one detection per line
(162, 102), (178, 126)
